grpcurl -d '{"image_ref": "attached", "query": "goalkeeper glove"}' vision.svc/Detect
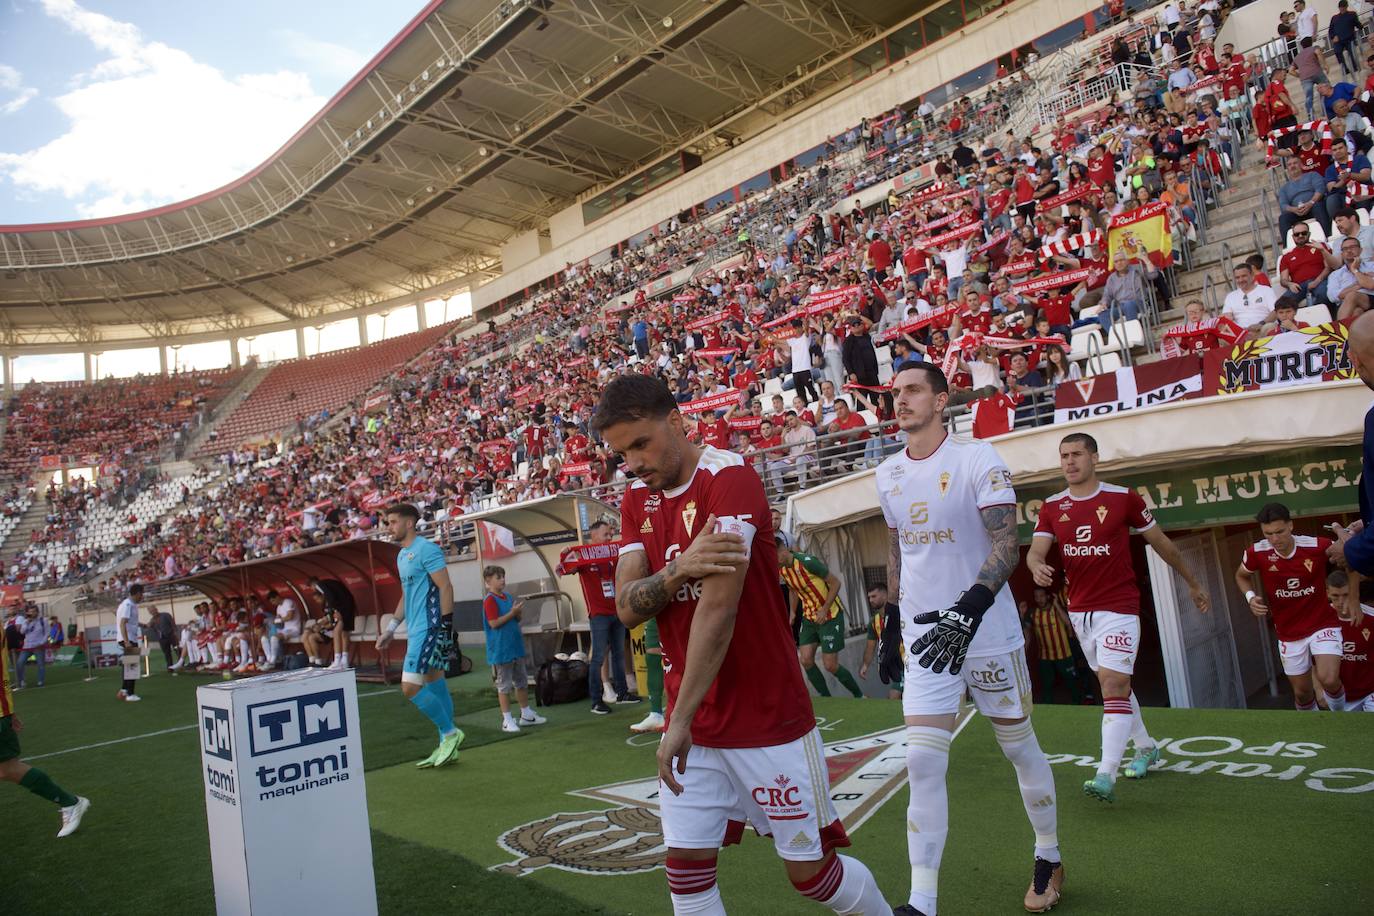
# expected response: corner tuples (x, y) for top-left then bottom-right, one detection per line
(910, 584), (996, 675)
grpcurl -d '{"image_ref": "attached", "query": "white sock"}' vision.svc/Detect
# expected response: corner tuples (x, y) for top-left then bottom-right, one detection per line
(340, 651), (349, 665)
(1099, 698), (1134, 778)
(992, 719), (1059, 863)
(795, 854), (888, 915)
(667, 858), (725, 915)
(520, 706), (535, 718)
(238, 637), (251, 661)
(1128, 692), (1154, 750)
(260, 636), (272, 663)
(503, 710), (515, 723)
(906, 725), (951, 915)
(1325, 687), (1347, 712)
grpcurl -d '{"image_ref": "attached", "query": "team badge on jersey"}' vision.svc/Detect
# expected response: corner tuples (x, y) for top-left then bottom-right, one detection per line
(681, 500), (698, 535)
(938, 471), (952, 497)
(1095, 505), (1108, 523)
(1303, 558), (1313, 572)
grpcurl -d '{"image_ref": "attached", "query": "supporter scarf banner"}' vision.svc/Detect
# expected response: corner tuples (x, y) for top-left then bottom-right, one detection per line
(693, 347), (738, 360)
(1013, 268), (1093, 295)
(913, 221), (981, 251)
(1202, 321), (1354, 395)
(511, 385), (536, 406)
(1107, 201), (1173, 269)
(820, 248), (850, 270)
(1052, 354), (1203, 423)
(679, 389), (744, 414)
(1035, 184), (1096, 212)
(1040, 229), (1103, 259)
(976, 230), (1010, 255)
(672, 292), (697, 303)
(362, 392), (388, 414)
(804, 284), (862, 308)
(478, 440), (514, 462)
(727, 415), (763, 432)
(685, 305), (742, 331)
(1159, 316), (1246, 359)
(1000, 256), (1038, 276)
(556, 542), (619, 575)
(558, 461), (593, 479)
(880, 305), (958, 341)
(907, 180), (953, 204)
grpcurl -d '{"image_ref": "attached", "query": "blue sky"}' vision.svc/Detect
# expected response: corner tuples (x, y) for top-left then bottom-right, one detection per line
(0, 0), (426, 223)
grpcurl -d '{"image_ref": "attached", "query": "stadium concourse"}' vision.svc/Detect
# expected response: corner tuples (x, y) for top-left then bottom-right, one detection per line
(2, 0), (1374, 913)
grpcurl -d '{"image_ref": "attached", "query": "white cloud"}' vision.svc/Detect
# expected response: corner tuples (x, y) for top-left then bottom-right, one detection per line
(0, 63), (38, 115)
(275, 29), (368, 84)
(0, 0), (328, 218)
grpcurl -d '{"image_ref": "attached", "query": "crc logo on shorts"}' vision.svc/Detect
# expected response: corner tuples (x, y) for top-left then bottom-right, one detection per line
(752, 774), (803, 811)
(201, 706), (233, 761)
(1103, 631), (1135, 652)
(968, 659), (1010, 690)
(247, 689), (348, 756)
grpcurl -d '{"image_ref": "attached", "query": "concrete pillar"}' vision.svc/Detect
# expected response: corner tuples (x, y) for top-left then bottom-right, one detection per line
(1, 354), (10, 400)
(357, 315), (369, 347)
(84, 352), (93, 382)
(416, 301), (428, 330)
(230, 337), (241, 369)
(159, 346), (169, 376)
(295, 325), (307, 359)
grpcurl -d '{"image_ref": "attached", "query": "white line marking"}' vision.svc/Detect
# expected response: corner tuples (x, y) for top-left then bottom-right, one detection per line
(20, 688), (394, 762)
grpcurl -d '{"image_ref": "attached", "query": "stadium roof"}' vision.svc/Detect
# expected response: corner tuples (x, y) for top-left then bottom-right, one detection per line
(0, 0), (914, 350)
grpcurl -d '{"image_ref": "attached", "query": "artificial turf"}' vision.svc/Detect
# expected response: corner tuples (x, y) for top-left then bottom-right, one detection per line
(8, 656), (1374, 915)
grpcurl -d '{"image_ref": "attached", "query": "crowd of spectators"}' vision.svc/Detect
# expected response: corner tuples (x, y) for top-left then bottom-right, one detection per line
(12, 1), (1366, 592)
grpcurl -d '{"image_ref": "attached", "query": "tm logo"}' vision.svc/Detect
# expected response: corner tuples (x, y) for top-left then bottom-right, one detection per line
(247, 689), (348, 757)
(201, 706), (233, 761)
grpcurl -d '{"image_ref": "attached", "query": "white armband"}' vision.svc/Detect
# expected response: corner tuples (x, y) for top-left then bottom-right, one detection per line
(1244, 590), (1257, 604)
(385, 617), (401, 635)
(714, 515), (758, 560)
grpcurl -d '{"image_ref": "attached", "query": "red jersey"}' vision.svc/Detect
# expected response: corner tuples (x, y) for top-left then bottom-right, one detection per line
(1279, 244), (1329, 285)
(1039, 293), (1073, 327)
(560, 543), (618, 618)
(1296, 146), (1330, 175)
(1087, 152), (1115, 188)
(1341, 611), (1374, 702)
(986, 188), (1012, 218)
(902, 246), (930, 275)
(1033, 482), (1155, 615)
(701, 417), (731, 450)
(617, 446), (812, 748)
(563, 433), (589, 461)
(1241, 535), (1338, 641)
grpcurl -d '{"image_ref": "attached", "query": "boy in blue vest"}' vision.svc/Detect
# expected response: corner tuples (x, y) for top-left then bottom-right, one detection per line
(482, 565), (546, 733)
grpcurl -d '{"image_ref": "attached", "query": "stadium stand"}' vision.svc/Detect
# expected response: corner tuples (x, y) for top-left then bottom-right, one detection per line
(196, 324), (457, 455)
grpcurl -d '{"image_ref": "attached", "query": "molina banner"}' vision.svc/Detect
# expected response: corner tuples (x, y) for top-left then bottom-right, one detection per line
(1203, 321), (1353, 395)
(1107, 201), (1173, 269)
(1053, 355), (1202, 423)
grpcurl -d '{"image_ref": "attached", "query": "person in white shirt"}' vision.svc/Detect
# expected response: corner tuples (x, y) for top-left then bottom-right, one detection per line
(1162, 2), (1181, 31)
(783, 321), (820, 402)
(1295, 0), (1318, 41)
(1325, 235), (1374, 319)
(1222, 263), (1279, 331)
(116, 585), (143, 702)
(261, 590), (303, 671)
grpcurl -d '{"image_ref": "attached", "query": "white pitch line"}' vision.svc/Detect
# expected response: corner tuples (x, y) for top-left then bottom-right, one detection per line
(21, 688), (395, 762)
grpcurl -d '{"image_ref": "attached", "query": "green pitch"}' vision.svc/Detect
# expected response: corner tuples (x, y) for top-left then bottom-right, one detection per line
(8, 656), (1374, 915)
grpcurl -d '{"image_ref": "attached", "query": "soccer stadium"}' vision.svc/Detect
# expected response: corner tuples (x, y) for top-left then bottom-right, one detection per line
(2, 0), (1372, 913)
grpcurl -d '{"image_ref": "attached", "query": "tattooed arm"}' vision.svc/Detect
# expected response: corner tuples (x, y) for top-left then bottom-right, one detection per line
(974, 504), (1019, 595)
(614, 516), (748, 629)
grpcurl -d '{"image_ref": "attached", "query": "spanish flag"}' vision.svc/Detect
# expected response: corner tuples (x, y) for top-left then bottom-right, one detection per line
(1107, 201), (1173, 270)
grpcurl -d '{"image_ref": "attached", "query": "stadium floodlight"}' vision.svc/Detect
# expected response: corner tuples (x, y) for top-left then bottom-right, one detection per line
(478, 147), (490, 157)
(662, 16), (673, 27)
(425, 185), (435, 193)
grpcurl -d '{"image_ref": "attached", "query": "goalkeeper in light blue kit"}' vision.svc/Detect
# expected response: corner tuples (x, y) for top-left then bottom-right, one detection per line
(376, 502), (464, 768)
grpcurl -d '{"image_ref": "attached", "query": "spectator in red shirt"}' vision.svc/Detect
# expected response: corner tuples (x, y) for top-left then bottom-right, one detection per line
(1278, 227), (1334, 304)
(866, 231), (893, 280)
(826, 399), (870, 473)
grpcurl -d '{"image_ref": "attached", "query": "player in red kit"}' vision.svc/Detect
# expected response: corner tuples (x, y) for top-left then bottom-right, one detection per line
(1026, 433), (1211, 804)
(593, 374), (891, 916)
(1327, 571), (1374, 711)
(1235, 502), (1348, 711)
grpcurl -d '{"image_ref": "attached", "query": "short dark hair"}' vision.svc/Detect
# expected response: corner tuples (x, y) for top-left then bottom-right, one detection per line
(590, 374), (679, 434)
(588, 519), (612, 534)
(1255, 502), (1291, 524)
(1336, 206), (1360, 221)
(1328, 569), (1350, 588)
(482, 565), (506, 580)
(386, 502), (421, 523)
(1060, 432), (1099, 454)
(892, 361), (949, 395)
(867, 583), (888, 593)
(129, 584), (144, 598)
(1274, 294), (1300, 312)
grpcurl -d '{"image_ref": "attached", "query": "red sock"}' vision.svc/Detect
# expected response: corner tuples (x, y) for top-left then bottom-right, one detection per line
(792, 854), (844, 903)
(666, 856), (717, 897)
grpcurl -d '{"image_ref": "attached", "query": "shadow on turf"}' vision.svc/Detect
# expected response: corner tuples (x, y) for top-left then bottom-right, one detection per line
(373, 829), (612, 915)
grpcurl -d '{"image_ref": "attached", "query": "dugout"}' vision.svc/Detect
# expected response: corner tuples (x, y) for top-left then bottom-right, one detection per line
(783, 379), (1368, 710)
(172, 539), (402, 681)
(448, 494), (619, 668)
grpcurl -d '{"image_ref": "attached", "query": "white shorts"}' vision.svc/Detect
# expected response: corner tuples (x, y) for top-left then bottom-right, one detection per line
(901, 647), (1033, 719)
(1069, 611), (1140, 675)
(1278, 627), (1342, 676)
(659, 727), (847, 861)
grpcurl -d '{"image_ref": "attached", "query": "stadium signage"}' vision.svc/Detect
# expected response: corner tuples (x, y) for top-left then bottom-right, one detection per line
(1052, 355), (1202, 423)
(196, 670), (377, 913)
(1203, 322), (1353, 395)
(1047, 734), (1373, 793)
(491, 726), (910, 878)
(1015, 448), (1363, 540)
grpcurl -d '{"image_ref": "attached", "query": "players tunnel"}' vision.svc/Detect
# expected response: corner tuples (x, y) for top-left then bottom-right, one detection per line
(782, 380), (1366, 710)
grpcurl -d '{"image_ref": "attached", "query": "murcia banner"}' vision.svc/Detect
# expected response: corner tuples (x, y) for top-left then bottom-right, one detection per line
(1202, 321), (1353, 395)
